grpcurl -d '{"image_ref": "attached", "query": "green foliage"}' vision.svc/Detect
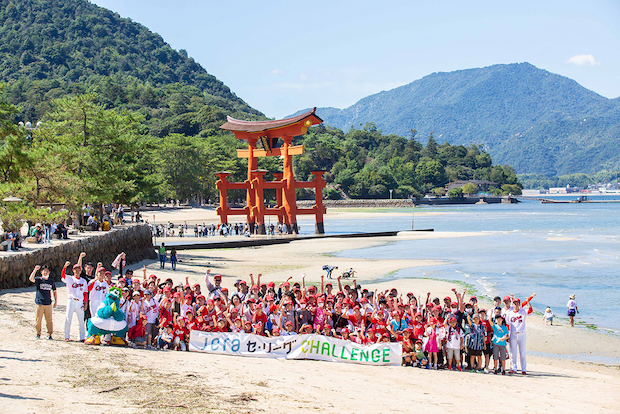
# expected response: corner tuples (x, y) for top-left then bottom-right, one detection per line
(293, 125), (519, 198)
(461, 183), (478, 195)
(448, 188), (463, 200)
(324, 188), (341, 200)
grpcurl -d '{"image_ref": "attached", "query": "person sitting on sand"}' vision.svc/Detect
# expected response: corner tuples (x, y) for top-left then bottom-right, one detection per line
(544, 307), (554, 325)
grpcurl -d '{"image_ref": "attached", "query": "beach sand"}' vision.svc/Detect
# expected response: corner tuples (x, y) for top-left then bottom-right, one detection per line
(2, 208), (619, 413)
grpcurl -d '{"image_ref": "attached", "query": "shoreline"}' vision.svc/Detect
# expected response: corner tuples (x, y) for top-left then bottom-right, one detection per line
(3, 207), (619, 413)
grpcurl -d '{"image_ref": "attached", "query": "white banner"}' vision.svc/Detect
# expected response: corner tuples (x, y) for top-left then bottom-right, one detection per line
(189, 331), (402, 366)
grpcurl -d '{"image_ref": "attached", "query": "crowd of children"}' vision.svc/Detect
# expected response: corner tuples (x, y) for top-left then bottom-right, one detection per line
(57, 253), (535, 374)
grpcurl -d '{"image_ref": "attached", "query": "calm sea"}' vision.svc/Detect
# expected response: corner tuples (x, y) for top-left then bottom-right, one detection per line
(296, 200), (620, 332)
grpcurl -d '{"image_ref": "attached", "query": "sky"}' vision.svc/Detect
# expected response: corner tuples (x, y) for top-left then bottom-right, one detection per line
(91, 0), (620, 119)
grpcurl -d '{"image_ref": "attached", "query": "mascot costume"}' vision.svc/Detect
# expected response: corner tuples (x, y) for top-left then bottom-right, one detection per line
(85, 286), (128, 346)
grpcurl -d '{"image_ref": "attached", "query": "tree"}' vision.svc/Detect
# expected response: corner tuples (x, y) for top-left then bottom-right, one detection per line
(462, 183), (478, 195)
(448, 188), (463, 200)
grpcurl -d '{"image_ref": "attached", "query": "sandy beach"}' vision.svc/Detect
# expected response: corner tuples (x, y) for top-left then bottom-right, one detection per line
(2, 208), (619, 413)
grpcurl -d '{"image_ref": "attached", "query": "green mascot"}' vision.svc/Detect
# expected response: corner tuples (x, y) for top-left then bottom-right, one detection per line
(85, 286), (128, 346)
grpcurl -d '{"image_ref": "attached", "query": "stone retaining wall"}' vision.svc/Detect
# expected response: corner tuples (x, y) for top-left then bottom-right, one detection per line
(297, 199), (414, 208)
(0, 224), (157, 290)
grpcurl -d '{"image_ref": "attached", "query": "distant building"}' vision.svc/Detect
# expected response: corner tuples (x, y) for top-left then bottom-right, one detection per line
(446, 180), (498, 192)
(522, 189), (542, 196)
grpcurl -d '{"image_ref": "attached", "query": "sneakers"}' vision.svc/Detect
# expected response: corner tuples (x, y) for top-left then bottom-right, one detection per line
(493, 369), (498, 375)
(522, 371), (527, 375)
(48, 336), (53, 340)
(65, 338), (69, 342)
(484, 368), (489, 374)
(456, 366), (462, 372)
(36, 334), (41, 339)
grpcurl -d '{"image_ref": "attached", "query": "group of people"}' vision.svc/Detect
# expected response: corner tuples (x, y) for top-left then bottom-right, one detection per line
(29, 250), (547, 375)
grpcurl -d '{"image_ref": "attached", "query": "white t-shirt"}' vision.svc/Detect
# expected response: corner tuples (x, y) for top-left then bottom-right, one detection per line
(445, 326), (464, 349)
(89, 280), (109, 303)
(506, 308), (528, 334)
(64, 275), (87, 301)
(566, 300), (577, 310)
(141, 298), (159, 324)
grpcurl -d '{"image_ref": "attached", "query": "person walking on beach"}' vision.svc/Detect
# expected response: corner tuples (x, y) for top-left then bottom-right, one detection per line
(506, 294), (535, 375)
(566, 294), (579, 327)
(29, 265), (57, 340)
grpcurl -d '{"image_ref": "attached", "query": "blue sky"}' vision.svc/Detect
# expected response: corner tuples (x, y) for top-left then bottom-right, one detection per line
(92, 0), (620, 118)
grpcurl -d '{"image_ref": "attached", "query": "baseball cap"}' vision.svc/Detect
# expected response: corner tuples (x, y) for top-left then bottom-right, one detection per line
(193, 283), (200, 288)
(132, 291), (140, 296)
(444, 296), (451, 301)
(451, 302), (458, 307)
(196, 294), (205, 300)
(144, 290), (152, 296)
(72, 264), (81, 269)
(163, 286), (171, 292)
(513, 298), (521, 303)
(267, 281), (275, 288)
(503, 296), (511, 301)
(214, 275), (222, 280)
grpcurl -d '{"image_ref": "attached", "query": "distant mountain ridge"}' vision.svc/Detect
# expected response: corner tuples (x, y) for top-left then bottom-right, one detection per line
(295, 63), (620, 176)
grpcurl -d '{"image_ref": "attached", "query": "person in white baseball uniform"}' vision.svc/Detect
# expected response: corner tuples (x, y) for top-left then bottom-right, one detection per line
(88, 266), (109, 319)
(505, 294), (536, 375)
(61, 261), (88, 341)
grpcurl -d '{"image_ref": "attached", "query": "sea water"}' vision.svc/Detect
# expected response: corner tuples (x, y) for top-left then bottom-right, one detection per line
(297, 201), (620, 332)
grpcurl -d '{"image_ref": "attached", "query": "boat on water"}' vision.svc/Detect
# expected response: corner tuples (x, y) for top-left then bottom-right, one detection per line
(540, 196), (588, 204)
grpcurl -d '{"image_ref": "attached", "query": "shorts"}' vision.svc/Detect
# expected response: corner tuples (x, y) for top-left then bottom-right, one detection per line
(493, 344), (507, 361)
(567, 309), (576, 317)
(468, 349), (483, 357)
(446, 348), (460, 361)
(134, 335), (148, 344)
(145, 323), (157, 338)
(483, 344), (492, 356)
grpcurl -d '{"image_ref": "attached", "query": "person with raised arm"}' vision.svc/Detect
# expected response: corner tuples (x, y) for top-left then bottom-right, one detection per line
(204, 269), (222, 299)
(506, 293), (536, 375)
(61, 259), (88, 341)
(29, 265), (57, 340)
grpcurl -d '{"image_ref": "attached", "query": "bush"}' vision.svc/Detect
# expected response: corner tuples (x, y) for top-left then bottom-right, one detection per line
(324, 188), (342, 200)
(448, 188), (464, 200)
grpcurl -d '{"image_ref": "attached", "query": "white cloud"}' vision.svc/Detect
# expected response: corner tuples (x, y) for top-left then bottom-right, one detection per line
(566, 54), (600, 66)
(270, 68), (285, 76)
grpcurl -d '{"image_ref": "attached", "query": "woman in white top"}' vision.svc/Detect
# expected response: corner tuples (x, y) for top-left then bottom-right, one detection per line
(566, 294), (579, 327)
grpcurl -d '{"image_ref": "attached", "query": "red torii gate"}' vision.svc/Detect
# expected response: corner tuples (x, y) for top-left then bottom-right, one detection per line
(216, 108), (326, 234)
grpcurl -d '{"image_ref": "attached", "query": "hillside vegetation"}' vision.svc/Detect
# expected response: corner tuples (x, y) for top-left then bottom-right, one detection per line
(304, 63), (620, 177)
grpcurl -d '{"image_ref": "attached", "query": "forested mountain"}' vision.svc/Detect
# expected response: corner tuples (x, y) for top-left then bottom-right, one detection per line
(0, 0), (521, 228)
(298, 63), (620, 176)
(0, 0), (262, 133)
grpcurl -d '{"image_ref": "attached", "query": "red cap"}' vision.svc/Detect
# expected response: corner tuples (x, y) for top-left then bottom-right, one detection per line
(267, 281), (275, 287)
(251, 285), (259, 290)
(239, 280), (247, 286)
(206, 299), (214, 305)
(104, 271), (112, 276)
(407, 292), (414, 296)
(513, 298), (521, 303)
(470, 296), (478, 301)
(230, 308), (238, 313)
(72, 264), (81, 269)
(214, 274), (222, 280)
(132, 278), (141, 283)
(97, 266), (105, 273)
(282, 282), (290, 287)
(173, 292), (181, 298)
(221, 287), (228, 293)
(341, 328), (349, 334)
(503, 296), (510, 301)
(163, 286), (171, 292)
(415, 340), (423, 345)
(325, 283), (333, 288)
(184, 294), (192, 300)
(392, 310), (400, 316)
(285, 320), (293, 326)
(193, 283), (200, 288)
(196, 294), (205, 300)
(444, 296), (451, 301)
(451, 302), (458, 307)
(149, 274), (157, 279)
